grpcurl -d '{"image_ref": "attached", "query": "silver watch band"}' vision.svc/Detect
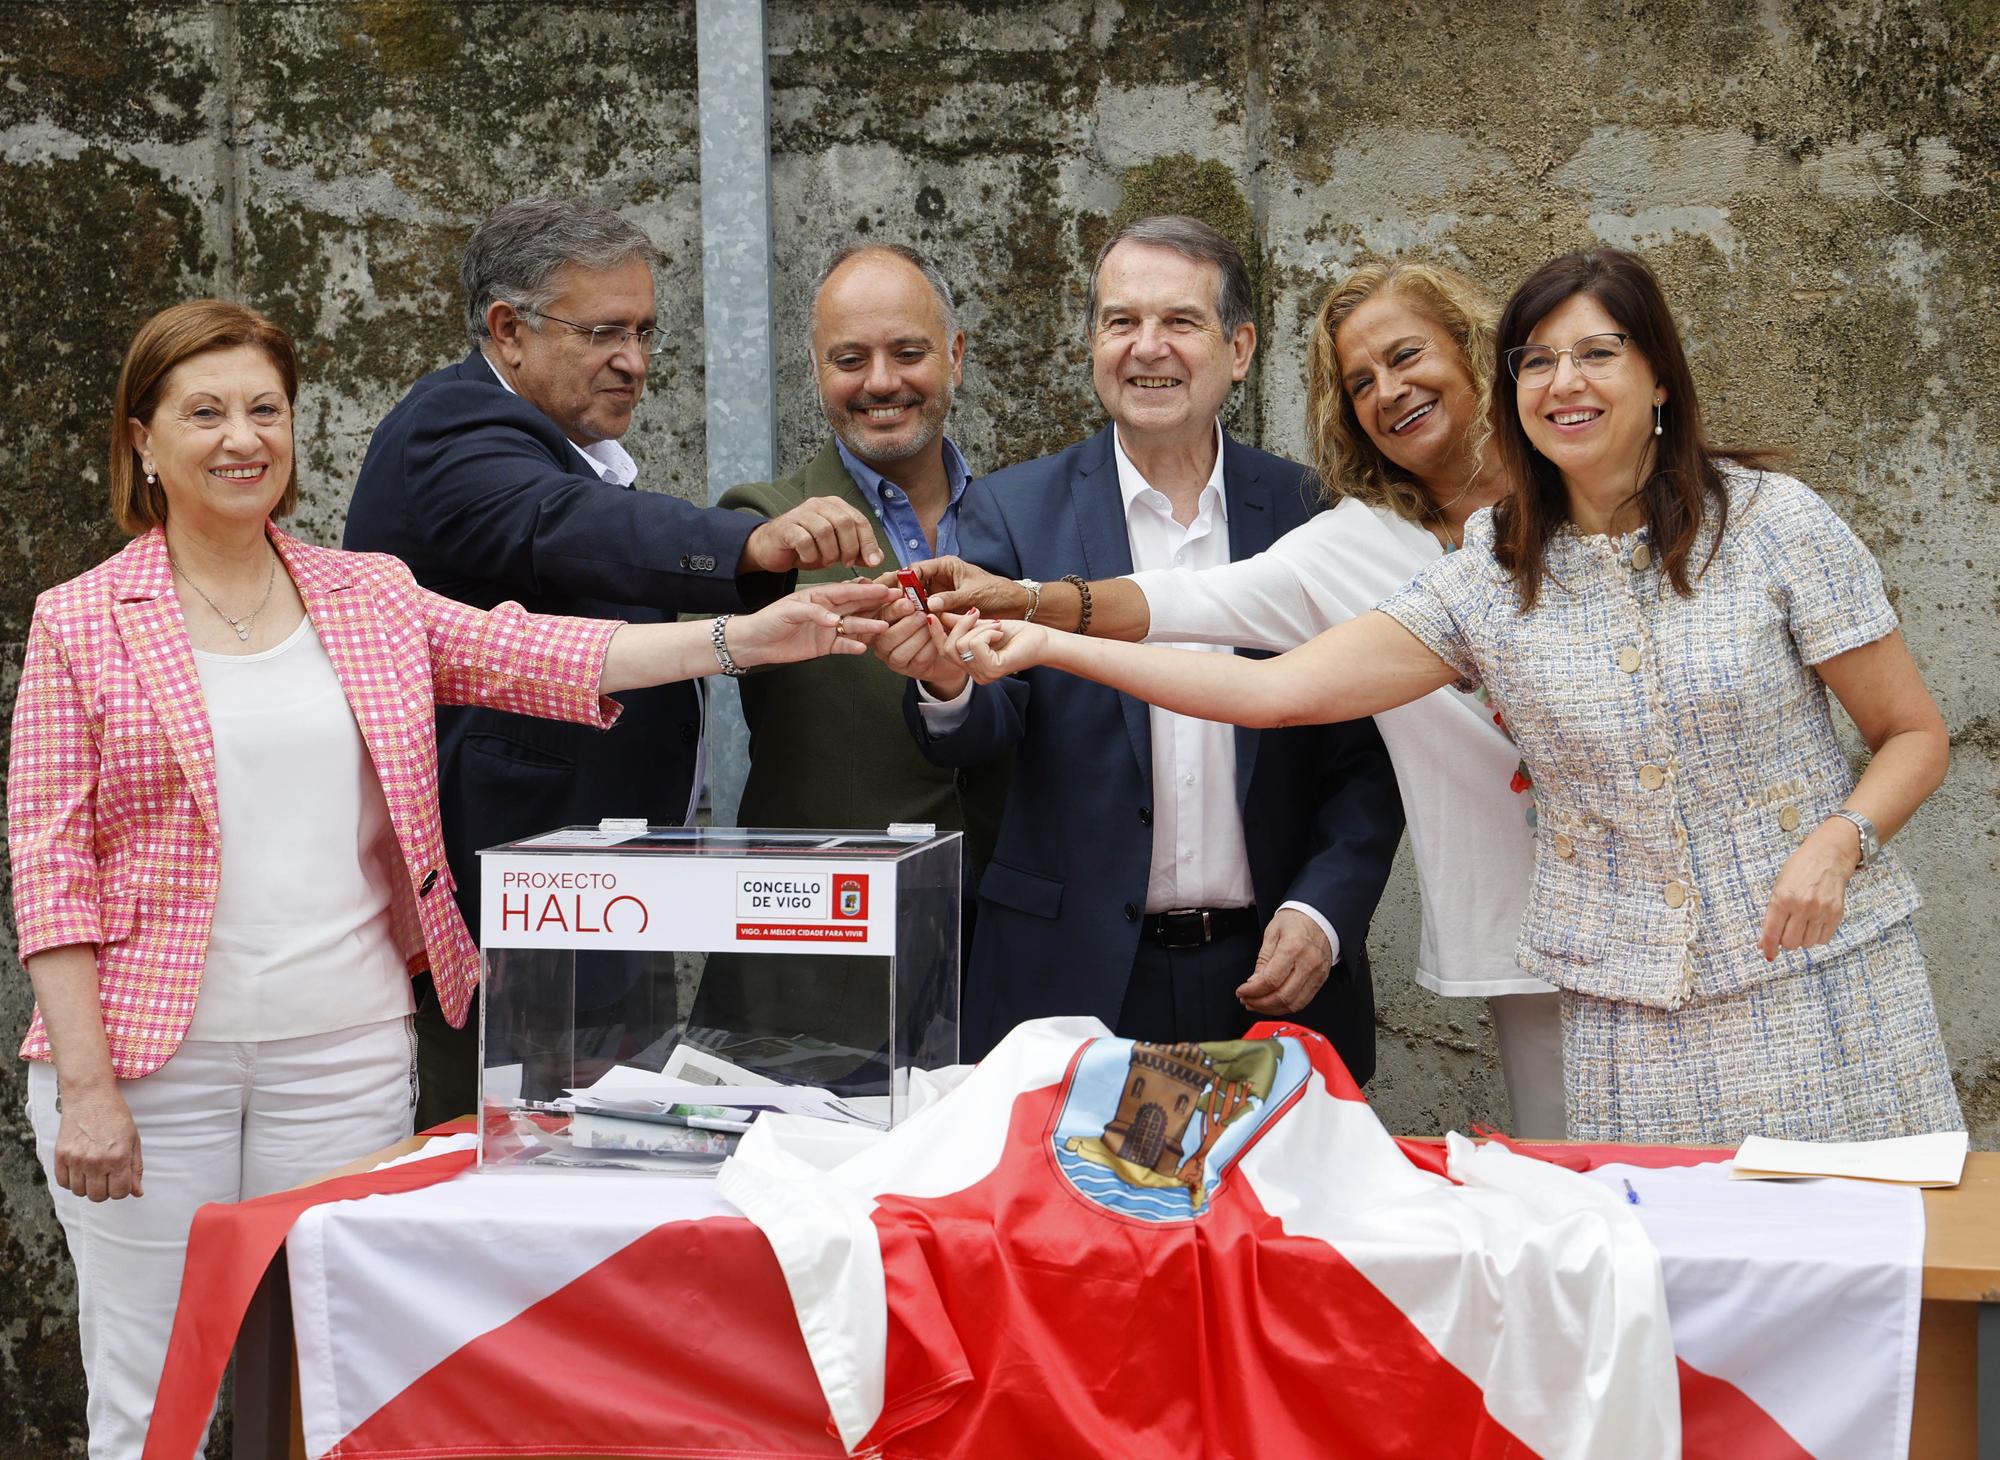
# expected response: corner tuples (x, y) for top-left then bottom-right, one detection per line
(1828, 808), (1878, 867)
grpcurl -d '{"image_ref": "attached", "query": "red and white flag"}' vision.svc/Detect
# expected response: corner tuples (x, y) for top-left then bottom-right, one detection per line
(146, 1020), (1922, 1460)
(722, 1016), (1681, 1458)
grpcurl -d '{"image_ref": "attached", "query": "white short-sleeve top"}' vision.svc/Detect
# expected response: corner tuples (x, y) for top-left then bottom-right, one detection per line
(187, 618), (415, 1040)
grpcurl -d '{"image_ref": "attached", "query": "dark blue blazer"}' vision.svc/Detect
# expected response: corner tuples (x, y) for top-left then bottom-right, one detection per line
(344, 350), (785, 934)
(906, 426), (1403, 1077)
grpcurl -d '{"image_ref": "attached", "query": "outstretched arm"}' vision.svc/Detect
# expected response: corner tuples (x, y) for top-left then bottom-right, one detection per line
(950, 608), (1458, 728)
(600, 581), (896, 694)
(910, 556), (1152, 642)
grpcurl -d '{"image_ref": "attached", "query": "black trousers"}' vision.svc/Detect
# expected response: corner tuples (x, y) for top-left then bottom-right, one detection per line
(1113, 925), (1263, 1048)
(413, 976), (477, 1130)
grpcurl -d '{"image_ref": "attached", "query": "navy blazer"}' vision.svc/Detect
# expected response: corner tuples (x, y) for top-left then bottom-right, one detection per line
(906, 425), (1404, 1077)
(344, 350), (785, 934)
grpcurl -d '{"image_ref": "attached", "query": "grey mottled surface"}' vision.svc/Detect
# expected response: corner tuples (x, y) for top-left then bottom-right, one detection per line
(2, 2), (1995, 1451)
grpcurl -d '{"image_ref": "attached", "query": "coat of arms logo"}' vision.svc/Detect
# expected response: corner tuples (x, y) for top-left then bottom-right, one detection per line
(1051, 1037), (1292, 1219)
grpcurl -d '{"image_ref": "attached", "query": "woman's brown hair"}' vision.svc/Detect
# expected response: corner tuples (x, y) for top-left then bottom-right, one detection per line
(1490, 248), (1774, 609)
(1304, 260), (1498, 524)
(110, 299), (301, 535)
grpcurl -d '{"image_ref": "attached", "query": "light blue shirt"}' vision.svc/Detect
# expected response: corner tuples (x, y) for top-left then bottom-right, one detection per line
(835, 437), (972, 566)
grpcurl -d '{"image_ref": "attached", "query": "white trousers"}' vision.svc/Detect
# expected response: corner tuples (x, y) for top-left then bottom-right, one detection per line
(27, 1017), (415, 1460)
(1488, 990), (1566, 1139)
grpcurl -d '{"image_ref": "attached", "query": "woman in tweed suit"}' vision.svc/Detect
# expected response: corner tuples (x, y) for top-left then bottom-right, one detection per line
(952, 249), (1962, 1146)
(7, 299), (891, 1458)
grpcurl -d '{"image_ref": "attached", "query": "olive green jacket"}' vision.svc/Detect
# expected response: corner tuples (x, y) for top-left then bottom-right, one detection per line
(719, 443), (1010, 881)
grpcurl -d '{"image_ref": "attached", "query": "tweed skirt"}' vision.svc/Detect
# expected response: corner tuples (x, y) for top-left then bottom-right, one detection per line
(1561, 918), (1963, 1145)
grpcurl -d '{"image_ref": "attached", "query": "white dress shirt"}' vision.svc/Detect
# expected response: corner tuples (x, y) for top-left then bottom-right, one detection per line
(923, 422), (1339, 958)
(1110, 425), (1253, 914)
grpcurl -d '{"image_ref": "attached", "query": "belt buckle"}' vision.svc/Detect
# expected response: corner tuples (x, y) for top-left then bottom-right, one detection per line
(1156, 908), (1210, 950)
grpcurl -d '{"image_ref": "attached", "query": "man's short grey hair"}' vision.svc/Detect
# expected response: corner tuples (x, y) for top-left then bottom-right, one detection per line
(811, 241), (959, 339)
(1086, 214), (1255, 336)
(462, 196), (662, 345)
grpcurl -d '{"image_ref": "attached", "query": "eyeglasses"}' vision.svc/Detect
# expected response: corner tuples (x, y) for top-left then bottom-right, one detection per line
(1505, 332), (1631, 384)
(530, 309), (668, 356)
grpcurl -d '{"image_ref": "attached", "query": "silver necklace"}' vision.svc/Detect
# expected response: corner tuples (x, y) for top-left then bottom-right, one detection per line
(1425, 477), (1477, 552)
(170, 549), (277, 642)
(1425, 473), (1478, 520)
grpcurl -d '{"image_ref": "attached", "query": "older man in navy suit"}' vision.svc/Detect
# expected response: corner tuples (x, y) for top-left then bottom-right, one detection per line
(344, 196), (884, 1123)
(883, 216), (1403, 1071)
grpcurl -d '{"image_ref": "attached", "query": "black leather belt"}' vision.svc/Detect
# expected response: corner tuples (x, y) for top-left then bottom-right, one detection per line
(1138, 906), (1258, 949)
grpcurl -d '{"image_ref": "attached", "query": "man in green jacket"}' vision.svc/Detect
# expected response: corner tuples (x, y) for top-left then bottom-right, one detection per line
(696, 243), (1007, 1066)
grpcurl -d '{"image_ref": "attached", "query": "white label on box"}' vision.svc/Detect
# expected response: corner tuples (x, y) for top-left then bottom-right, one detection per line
(480, 853), (895, 956)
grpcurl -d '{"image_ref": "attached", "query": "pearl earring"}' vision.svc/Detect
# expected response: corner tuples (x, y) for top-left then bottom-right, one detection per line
(144, 461), (157, 485)
(1653, 402), (1663, 437)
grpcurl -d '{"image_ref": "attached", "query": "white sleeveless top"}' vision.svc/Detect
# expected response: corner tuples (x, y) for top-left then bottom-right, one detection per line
(187, 618), (415, 1040)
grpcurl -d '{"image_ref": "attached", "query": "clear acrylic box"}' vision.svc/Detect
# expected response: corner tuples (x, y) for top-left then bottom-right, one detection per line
(475, 825), (961, 1172)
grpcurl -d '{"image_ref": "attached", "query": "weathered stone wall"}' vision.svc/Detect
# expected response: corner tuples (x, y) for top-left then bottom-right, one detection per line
(2, 1), (1993, 1449)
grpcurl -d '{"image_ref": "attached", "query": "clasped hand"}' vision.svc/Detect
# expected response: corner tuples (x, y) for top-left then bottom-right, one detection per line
(54, 1083), (143, 1203)
(866, 598), (1050, 695)
(1238, 908), (1334, 1014)
(741, 496), (886, 574)
(1758, 818), (1862, 961)
(728, 580), (898, 667)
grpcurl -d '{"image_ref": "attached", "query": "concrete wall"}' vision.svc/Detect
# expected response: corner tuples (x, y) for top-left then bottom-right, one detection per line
(2, 1), (1994, 1448)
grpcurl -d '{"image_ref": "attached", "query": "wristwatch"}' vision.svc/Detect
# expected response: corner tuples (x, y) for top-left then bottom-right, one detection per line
(1828, 808), (1879, 868)
(1017, 578), (1044, 622)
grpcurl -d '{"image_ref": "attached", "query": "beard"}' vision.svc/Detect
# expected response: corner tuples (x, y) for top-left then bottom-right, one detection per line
(821, 381), (953, 467)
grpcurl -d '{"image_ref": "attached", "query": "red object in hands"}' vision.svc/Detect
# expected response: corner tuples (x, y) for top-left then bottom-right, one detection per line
(895, 567), (930, 613)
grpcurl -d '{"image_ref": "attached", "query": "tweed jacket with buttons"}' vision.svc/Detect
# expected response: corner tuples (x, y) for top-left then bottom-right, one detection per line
(1380, 466), (1921, 1010)
(8, 524), (621, 1078)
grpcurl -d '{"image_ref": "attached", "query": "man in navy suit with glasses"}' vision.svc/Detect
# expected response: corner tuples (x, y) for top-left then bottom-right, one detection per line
(344, 195), (885, 1124)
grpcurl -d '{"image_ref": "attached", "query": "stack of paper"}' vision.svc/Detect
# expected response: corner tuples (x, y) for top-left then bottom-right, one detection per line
(1731, 1130), (1969, 1187)
(570, 1064), (889, 1129)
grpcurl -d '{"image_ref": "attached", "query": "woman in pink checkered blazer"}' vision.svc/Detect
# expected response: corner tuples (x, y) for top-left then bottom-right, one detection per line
(7, 299), (893, 1458)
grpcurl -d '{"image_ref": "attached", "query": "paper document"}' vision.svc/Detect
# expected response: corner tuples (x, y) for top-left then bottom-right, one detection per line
(662, 1043), (782, 1088)
(1732, 1130), (1968, 1187)
(570, 1065), (888, 1128)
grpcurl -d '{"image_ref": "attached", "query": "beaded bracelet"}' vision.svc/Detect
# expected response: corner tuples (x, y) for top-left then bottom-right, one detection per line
(1063, 574), (1094, 636)
(710, 614), (747, 678)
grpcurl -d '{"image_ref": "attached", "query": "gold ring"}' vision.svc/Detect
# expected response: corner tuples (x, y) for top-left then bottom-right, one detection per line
(834, 617), (848, 638)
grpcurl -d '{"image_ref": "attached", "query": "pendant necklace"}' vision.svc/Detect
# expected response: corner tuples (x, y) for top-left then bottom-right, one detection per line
(170, 548), (277, 642)
(1426, 475), (1477, 554)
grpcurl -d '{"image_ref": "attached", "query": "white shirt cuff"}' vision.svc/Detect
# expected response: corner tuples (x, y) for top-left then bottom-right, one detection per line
(1275, 900), (1340, 968)
(915, 675), (974, 734)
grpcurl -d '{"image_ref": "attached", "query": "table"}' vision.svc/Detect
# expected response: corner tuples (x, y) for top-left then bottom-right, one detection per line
(224, 1145), (2000, 1460)
(1911, 1151), (2000, 1459)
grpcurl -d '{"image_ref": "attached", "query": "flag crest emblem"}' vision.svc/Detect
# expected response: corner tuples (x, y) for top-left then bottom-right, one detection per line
(1050, 1035), (1305, 1220)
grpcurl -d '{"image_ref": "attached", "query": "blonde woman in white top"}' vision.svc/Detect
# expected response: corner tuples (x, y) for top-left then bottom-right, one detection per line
(901, 262), (1565, 1136)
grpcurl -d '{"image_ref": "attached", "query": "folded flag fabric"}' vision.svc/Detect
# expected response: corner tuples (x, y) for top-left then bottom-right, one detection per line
(1586, 1161), (1923, 1460)
(720, 1016), (1682, 1459)
(145, 1023), (1924, 1460)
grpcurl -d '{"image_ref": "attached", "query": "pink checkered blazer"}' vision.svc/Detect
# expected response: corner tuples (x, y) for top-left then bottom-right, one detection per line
(8, 524), (622, 1079)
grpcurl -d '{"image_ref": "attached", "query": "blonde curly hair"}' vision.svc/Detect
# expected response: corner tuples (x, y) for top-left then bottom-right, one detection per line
(1303, 260), (1498, 525)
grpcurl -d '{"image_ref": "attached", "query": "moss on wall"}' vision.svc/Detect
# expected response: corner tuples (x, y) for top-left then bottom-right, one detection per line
(1, 2), (1996, 1451)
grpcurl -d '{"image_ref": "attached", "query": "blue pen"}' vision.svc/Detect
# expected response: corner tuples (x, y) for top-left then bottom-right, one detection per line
(1622, 1178), (1641, 1205)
